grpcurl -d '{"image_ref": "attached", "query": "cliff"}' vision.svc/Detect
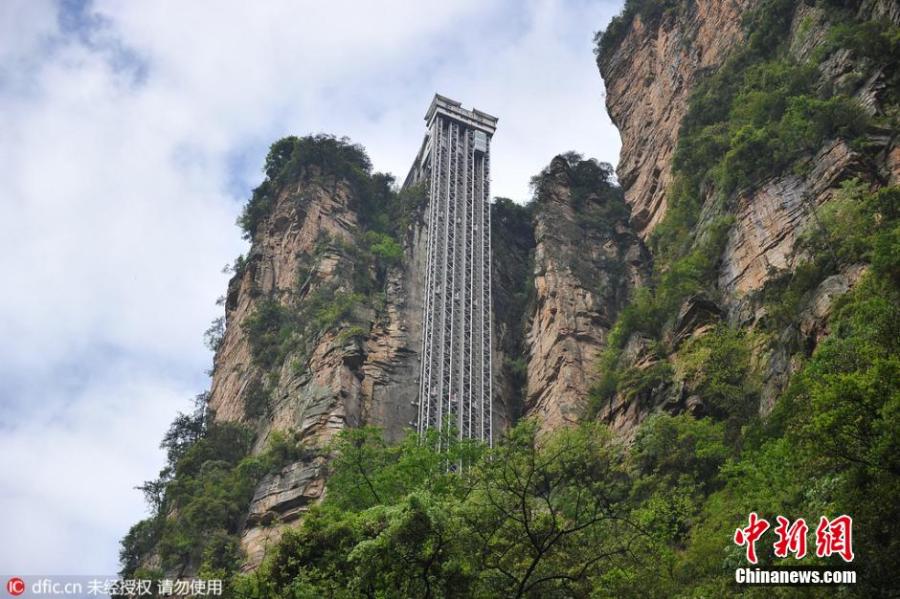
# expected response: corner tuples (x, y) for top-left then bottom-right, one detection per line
(120, 137), (440, 575)
(599, 0), (754, 239)
(125, 134), (538, 576)
(599, 0), (898, 239)
(593, 0), (900, 435)
(209, 148), (429, 565)
(522, 156), (648, 432)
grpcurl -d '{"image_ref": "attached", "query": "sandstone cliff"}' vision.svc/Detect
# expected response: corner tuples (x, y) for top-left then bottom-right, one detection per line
(522, 156), (648, 433)
(207, 156), (428, 567)
(594, 0), (899, 435)
(598, 0), (754, 239)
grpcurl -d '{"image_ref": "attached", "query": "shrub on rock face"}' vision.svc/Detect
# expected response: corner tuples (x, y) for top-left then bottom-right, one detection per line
(242, 299), (296, 370)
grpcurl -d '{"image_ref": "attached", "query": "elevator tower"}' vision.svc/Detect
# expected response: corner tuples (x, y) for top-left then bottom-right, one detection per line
(404, 94), (497, 445)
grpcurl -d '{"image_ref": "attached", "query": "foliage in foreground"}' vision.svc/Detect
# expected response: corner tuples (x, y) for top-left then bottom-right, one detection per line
(234, 424), (637, 598)
(229, 269), (899, 598)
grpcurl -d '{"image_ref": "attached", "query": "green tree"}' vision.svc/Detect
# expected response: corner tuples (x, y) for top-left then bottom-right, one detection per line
(464, 422), (633, 597)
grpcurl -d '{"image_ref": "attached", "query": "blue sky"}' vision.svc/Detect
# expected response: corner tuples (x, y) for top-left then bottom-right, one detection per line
(0, 0), (623, 574)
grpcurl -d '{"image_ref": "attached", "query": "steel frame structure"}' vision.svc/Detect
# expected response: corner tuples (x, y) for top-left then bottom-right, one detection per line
(404, 94), (497, 446)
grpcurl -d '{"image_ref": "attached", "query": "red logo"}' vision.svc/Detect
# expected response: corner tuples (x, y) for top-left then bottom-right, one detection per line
(6, 578), (25, 596)
(773, 516), (808, 559)
(816, 515), (854, 562)
(734, 512), (770, 564)
(733, 513), (855, 563)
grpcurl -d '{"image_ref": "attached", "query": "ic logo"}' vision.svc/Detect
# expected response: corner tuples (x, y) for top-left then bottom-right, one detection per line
(6, 578), (25, 596)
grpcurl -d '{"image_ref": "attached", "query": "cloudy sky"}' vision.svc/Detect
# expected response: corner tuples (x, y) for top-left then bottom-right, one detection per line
(0, 0), (623, 575)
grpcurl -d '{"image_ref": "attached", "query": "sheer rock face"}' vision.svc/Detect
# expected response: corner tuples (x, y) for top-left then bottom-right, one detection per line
(598, 0), (754, 239)
(359, 232), (427, 439)
(715, 0), (897, 320)
(717, 0), (899, 303)
(210, 175), (360, 428)
(718, 140), (869, 300)
(523, 158), (649, 434)
(208, 169), (424, 568)
(595, 0), (898, 433)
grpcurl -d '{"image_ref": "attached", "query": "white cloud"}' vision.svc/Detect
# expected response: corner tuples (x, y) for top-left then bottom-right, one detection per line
(0, 360), (189, 574)
(0, 0), (57, 89)
(0, 0), (623, 574)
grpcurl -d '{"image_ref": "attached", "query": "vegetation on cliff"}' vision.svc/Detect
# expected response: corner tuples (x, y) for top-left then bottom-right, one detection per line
(585, 0), (900, 595)
(590, 0), (895, 410)
(121, 403), (309, 580)
(233, 135), (426, 417)
(594, 0), (680, 64)
(491, 197), (536, 419)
